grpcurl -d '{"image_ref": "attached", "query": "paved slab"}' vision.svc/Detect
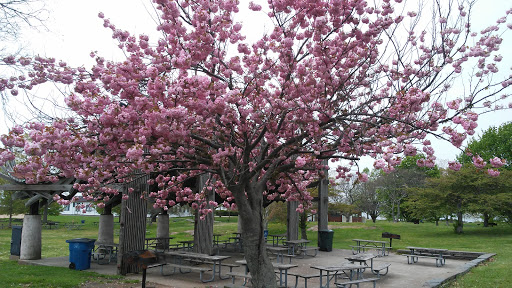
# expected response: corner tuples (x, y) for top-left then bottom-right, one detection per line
(19, 248), (484, 288)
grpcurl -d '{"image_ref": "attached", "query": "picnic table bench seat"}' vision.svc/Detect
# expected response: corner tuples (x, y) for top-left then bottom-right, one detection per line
(226, 271), (291, 288)
(188, 259), (240, 271)
(403, 254), (445, 267)
(287, 272), (320, 288)
(225, 271), (252, 285)
(350, 245), (391, 256)
(299, 246), (320, 257)
(372, 262), (391, 276)
(148, 262), (212, 281)
(335, 277), (380, 288)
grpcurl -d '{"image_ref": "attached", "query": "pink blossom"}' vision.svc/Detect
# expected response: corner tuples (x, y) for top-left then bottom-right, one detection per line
(295, 156), (307, 168)
(374, 159), (387, 169)
(358, 173), (369, 183)
(472, 155), (487, 169)
(489, 157), (506, 168)
(487, 169), (500, 177)
(448, 161), (462, 171)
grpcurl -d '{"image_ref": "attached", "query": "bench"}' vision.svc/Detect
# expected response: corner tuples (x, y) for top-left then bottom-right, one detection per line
(403, 254), (445, 267)
(299, 247), (319, 257)
(148, 262), (212, 281)
(226, 271), (289, 288)
(350, 245), (390, 256)
(335, 277), (380, 288)
(225, 272), (252, 286)
(188, 259), (240, 273)
(288, 272), (320, 288)
(372, 262), (391, 276)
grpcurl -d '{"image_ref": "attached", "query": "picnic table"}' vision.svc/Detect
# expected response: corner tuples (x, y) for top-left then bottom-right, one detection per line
(266, 246), (292, 263)
(92, 242), (118, 264)
(267, 233), (286, 246)
(144, 237), (176, 251)
(285, 239), (319, 257)
(404, 246), (447, 267)
(228, 233), (243, 252)
(346, 252), (391, 277)
(310, 263), (365, 288)
(233, 259), (297, 287)
(161, 250), (232, 283)
(65, 223), (84, 230)
(177, 240), (194, 251)
(351, 239), (389, 256)
(43, 221), (59, 229)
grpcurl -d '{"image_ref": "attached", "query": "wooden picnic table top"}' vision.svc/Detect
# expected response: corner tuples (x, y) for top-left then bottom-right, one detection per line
(285, 239), (310, 244)
(406, 247), (448, 252)
(352, 239), (387, 244)
(311, 263), (365, 272)
(346, 253), (377, 262)
(164, 250), (230, 261)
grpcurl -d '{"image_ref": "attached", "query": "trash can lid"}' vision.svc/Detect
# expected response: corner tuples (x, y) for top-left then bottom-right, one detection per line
(66, 238), (96, 243)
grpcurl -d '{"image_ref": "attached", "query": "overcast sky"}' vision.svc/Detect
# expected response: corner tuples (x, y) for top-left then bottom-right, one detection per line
(6, 0), (512, 170)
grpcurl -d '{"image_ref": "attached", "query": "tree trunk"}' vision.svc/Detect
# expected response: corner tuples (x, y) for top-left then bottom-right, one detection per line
(391, 202), (396, 222)
(299, 212), (308, 240)
(370, 213), (377, 223)
(233, 184), (276, 288)
(455, 201), (463, 234)
(483, 213), (489, 227)
(193, 175), (214, 255)
(396, 202), (401, 222)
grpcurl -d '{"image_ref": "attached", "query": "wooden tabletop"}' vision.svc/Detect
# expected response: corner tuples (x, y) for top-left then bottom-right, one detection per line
(164, 251), (230, 261)
(311, 263), (365, 272)
(285, 239), (310, 244)
(352, 239), (387, 244)
(406, 246), (448, 252)
(345, 253), (377, 261)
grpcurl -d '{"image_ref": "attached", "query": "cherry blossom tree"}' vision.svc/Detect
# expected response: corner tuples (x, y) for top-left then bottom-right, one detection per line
(1, 0), (512, 286)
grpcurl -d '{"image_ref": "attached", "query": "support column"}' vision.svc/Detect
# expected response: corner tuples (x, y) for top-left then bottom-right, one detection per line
(157, 211), (170, 249)
(317, 159), (329, 246)
(287, 201), (299, 241)
(20, 214), (42, 260)
(98, 214), (115, 244)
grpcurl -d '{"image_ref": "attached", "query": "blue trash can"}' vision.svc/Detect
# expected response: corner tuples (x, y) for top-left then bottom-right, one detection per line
(66, 238), (96, 270)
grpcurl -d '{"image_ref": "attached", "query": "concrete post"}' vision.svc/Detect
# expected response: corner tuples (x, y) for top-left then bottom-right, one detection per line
(287, 201), (299, 241)
(98, 214), (115, 244)
(20, 214), (41, 260)
(156, 213), (170, 239)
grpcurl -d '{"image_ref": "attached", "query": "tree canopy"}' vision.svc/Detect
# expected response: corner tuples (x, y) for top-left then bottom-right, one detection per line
(0, 0), (511, 286)
(459, 122), (512, 171)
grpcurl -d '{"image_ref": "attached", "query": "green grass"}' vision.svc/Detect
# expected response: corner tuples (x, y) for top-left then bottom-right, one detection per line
(1, 215), (511, 287)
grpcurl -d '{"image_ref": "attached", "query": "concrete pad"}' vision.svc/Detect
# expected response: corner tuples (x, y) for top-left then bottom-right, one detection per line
(19, 248), (487, 288)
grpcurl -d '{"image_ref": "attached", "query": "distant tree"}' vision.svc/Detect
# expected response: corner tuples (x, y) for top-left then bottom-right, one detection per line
(404, 186), (450, 225)
(0, 189), (26, 227)
(425, 166), (512, 233)
(377, 155), (439, 222)
(351, 169), (381, 223)
(459, 122), (512, 170)
(457, 122), (512, 224)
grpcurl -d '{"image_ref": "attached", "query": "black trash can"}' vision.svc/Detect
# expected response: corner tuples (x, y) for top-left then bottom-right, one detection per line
(10, 225), (22, 256)
(66, 238), (96, 270)
(318, 230), (334, 252)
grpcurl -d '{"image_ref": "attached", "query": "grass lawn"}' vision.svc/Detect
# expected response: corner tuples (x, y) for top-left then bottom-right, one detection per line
(1, 215), (511, 287)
